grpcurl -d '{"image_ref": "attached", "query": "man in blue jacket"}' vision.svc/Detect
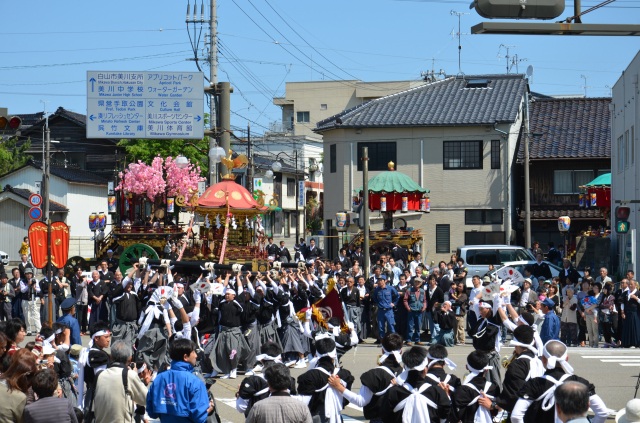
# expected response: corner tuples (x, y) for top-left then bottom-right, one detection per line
(372, 274), (399, 341)
(147, 338), (214, 423)
(540, 298), (561, 344)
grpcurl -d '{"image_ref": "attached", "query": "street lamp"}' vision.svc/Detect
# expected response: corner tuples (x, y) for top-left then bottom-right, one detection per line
(272, 150), (299, 242)
(181, 142), (226, 184)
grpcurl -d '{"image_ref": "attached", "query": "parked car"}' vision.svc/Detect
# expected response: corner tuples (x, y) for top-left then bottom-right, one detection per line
(490, 260), (584, 285)
(456, 245), (535, 287)
(0, 251), (9, 266)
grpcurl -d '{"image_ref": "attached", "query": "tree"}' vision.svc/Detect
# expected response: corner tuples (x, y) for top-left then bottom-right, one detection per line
(0, 136), (31, 175)
(117, 137), (210, 177)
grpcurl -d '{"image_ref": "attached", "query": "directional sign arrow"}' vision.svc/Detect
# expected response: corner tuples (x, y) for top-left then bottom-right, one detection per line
(195, 115), (202, 122)
(89, 77), (96, 92)
(89, 115), (95, 121)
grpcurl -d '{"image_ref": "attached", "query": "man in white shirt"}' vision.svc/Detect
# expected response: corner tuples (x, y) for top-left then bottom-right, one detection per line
(409, 252), (422, 277)
(467, 275), (483, 331)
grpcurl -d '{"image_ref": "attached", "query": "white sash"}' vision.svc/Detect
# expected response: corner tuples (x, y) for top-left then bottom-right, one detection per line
(392, 382), (437, 423)
(137, 303), (163, 339)
(516, 354), (545, 381)
(374, 366), (397, 396)
(535, 373), (572, 411)
(462, 381), (494, 423)
(314, 367), (344, 423)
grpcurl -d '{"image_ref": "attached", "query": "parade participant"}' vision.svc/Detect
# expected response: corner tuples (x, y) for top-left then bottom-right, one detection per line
(20, 266), (41, 335)
(327, 333), (403, 423)
(147, 338), (215, 423)
(51, 322), (77, 405)
(236, 341), (297, 417)
(511, 340), (608, 423)
(340, 276), (362, 336)
(276, 276), (307, 369)
(78, 321), (111, 411)
(380, 345), (451, 423)
(451, 350), (500, 423)
(421, 344), (460, 389)
(105, 249), (118, 273)
(87, 270), (109, 327)
(111, 271), (141, 347)
(246, 363), (312, 423)
(254, 273), (284, 355)
(136, 286), (173, 372)
(469, 295), (503, 391)
(478, 325), (544, 415)
(58, 298), (81, 346)
(210, 275), (251, 379)
(277, 240), (292, 263)
(40, 264), (62, 323)
(297, 337), (355, 423)
(238, 272), (260, 376)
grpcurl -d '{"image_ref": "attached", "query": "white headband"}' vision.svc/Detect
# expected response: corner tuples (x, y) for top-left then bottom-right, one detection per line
(136, 363), (147, 374)
(464, 364), (493, 384)
(225, 288), (236, 295)
(314, 332), (333, 342)
(427, 353), (457, 370)
(255, 354), (282, 363)
(174, 282), (184, 289)
(396, 356), (430, 386)
(92, 330), (110, 339)
(378, 347), (402, 365)
(509, 338), (538, 354)
(54, 328), (63, 335)
(308, 348), (338, 370)
(542, 341), (574, 374)
(478, 301), (493, 309)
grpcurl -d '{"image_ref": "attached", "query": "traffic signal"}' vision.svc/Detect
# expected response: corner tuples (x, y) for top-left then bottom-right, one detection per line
(615, 206), (631, 234)
(0, 115), (22, 130)
(472, 0), (565, 20)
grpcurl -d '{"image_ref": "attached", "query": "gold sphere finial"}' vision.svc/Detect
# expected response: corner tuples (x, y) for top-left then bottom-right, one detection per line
(388, 161), (395, 171)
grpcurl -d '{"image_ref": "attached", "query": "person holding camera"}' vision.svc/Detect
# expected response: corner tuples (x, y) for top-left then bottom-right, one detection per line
(19, 266), (41, 335)
(90, 341), (147, 423)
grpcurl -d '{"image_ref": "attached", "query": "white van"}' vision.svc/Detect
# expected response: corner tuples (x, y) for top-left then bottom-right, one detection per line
(456, 245), (535, 287)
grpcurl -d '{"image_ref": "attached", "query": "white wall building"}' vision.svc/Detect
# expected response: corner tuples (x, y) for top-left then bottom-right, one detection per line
(0, 162), (109, 261)
(611, 50), (640, 276)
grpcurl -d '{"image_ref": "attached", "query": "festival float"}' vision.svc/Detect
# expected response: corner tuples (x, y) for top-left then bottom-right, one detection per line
(350, 161), (428, 252)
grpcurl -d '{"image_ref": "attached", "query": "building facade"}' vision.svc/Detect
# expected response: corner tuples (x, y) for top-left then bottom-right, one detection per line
(315, 75), (528, 262)
(611, 51), (640, 277)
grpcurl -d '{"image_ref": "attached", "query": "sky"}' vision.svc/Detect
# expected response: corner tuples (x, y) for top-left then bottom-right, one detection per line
(1, 0), (639, 137)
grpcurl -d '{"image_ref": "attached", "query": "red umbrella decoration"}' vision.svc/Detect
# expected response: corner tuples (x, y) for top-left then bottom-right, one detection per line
(366, 161), (430, 230)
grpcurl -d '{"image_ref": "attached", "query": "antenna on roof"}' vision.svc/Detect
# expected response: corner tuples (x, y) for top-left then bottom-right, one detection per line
(450, 10), (469, 76)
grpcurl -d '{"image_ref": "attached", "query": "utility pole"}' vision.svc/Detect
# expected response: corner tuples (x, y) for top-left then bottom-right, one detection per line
(42, 106), (54, 326)
(450, 10), (469, 75)
(218, 82), (231, 176)
(363, 147), (370, 280)
(523, 89), (532, 249)
(247, 123), (253, 192)
(209, 0), (218, 183)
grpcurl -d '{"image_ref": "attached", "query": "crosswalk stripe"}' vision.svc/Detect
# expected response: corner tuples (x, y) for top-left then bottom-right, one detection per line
(599, 359), (640, 362)
(619, 363), (640, 366)
(580, 355), (640, 359)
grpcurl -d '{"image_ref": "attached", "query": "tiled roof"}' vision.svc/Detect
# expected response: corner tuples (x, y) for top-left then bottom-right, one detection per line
(2, 185), (68, 212)
(518, 207), (605, 220)
(3, 160), (108, 185)
(54, 107), (86, 126)
(16, 112), (45, 127)
(518, 97), (611, 161)
(315, 74), (527, 131)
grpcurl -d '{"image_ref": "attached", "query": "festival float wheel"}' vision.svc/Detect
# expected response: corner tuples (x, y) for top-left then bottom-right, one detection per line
(119, 243), (159, 272)
(65, 256), (88, 276)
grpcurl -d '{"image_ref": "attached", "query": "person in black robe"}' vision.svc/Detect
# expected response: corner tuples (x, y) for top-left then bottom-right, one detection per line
(277, 241), (292, 263)
(297, 337), (354, 423)
(254, 275), (285, 353)
(79, 320), (111, 412)
(328, 333), (403, 423)
(511, 340), (608, 423)
(87, 271), (109, 327)
(379, 345), (451, 423)
(111, 277), (141, 346)
(469, 298), (503, 391)
(451, 350), (501, 423)
(423, 344), (461, 391)
(479, 325), (543, 416)
(235, 341), (297, 417)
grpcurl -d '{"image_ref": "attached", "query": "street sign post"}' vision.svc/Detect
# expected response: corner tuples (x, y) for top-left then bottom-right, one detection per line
(28, 193), (42, 207)
(86, 71), (205, 139)
(28, 207), (42, 220)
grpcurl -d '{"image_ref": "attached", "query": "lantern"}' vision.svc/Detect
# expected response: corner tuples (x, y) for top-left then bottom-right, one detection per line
(420, 198), (427, 212)
(380, 195), (387, 212)
(590, 192), (597, 208)
(97, 212), (107, 231)
(167, 197), (175, 214)
(89, 212), (97, 231)
(578, 193), (584, 208)
(558, 216), (571, 232)
(336, 212), (348, 232)
(107, 196), (116, 213)
(401, 195), (408, 213)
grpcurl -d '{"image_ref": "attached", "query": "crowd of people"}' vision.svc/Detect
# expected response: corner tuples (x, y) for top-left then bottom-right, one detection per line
(0, 237), (638, 423)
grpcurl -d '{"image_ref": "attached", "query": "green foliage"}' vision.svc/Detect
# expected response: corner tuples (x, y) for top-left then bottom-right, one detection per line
(0, 137), (32, 175)
(117, 137), (210, 176)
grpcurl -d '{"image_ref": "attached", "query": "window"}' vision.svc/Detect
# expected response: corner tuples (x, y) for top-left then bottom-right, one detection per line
(632, 126), (635, 165)
(465, 209), (503, 225)
(320, 104), (327, 110)
(286, 178), (296, 197)
(617, 135), (625, 172)
(436, 224), (450, 254)
(491, 140), (500, 169)
(553, 170), (594, 194)
(357, 142), (397, 171)
(330, 144), (336, 173)
(443, 141), (482, 169)
(296, 111), (310, 123)
(464, 231), (505, 245)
